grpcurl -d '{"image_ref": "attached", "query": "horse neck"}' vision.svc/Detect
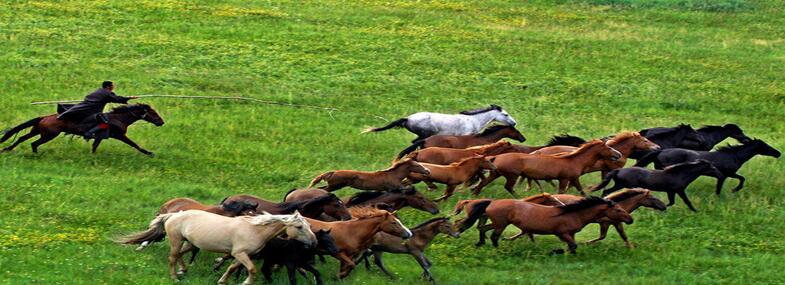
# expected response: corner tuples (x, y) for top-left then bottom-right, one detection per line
(698, 128), (727, 148)
(409, 222), (442, 248)
(481, 130), (508, 142)
(387, 164), (416, 180)
(204, 206), (228, 215)
(564, 146), (605, 166)
(346, 216), (385, 241)
(731, 145), (761, 164)
(297, 200), (326, 218)
(615, 195), (645, 212)
(568, 205), (611, 226)
(109, 112), (138, 127)
(607, 138), (635, 156)
(469, 111), (498, 126)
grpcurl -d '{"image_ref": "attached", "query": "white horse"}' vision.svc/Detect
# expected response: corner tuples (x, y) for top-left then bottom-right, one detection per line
(118, 210), (316, 285)
(363, 104), (518, 142)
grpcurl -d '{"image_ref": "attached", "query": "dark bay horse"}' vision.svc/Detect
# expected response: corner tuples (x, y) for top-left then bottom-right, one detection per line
(635, 139), (780, 194)
(222, 193), (353, 220)
(396, 125), (526, 158)
(592, 160), (724, 211)
(344, 188), (440, 215)
(456, 196), (632, 253)
(1, 104), (164, 156)
(692, 124), (751, 150)
(629, 124), (703, 159)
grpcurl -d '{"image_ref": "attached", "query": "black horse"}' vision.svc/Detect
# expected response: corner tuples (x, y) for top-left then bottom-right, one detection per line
(592, 160), (723, 212)
(630, 124), (704, 159)
(634, 139), (780, 194)
(690, 124), (752, 151)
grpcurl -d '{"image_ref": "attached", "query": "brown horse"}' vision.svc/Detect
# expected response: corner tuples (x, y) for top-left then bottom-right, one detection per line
(406, 156), (497, 202)
(404, 141), (515, 165)
(396, 125), (526, 158)
(306, 207), (412, 279)
(308, 158), (430, 192)
(222, 193), (353, 221)
(471, 140), (622, 196)
(1, 104), (164, 156)
(456, 196), (632, 253)
(507, 189), (667, 248)
(527, 132), (660, 191)
(344, 188), (441, 214)
(357, 217), (460, 282)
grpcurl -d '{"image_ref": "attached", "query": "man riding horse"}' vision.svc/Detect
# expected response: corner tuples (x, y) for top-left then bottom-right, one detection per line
(57, 81), (139, 139)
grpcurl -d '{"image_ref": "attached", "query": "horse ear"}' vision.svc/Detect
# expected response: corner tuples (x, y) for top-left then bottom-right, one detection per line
(489, 157), (496, 163)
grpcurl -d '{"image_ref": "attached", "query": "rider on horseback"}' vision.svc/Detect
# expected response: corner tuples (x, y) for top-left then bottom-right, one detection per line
(57, 81), (138, 139)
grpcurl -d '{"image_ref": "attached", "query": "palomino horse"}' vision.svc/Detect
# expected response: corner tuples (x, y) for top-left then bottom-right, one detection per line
(404, 141), (515, 165)
(396, 125), (526, 158)
(221, 193), (352, 221)
(634, 139), (780, 194)
(130, 197), (259, 251)
(527, 132), (660, 191)
(592, 160), (724, 211)
(118, 210), (316, 284)
(471, 140), (622, 196)
(306, 207), (412, 279)
(363, 104), (518, 142)
(406, 156), (497, 202)
(1, 104), (164, 156)
(357, 217), (460, 282)
(456, 196), (632, 253)
(308, 158), (430, 192)
(506, 189), (667, 248)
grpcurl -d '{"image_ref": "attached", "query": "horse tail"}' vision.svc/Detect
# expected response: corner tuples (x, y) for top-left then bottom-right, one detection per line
(397, 139), (426, 159)
(456, 200), (492, 233)
(452, 199), (489, 215)
(308, 172), (333, 188)
(114, 213), (175, 248)
(282, 188), (298, 202)
(590, 169), (618, 194)
(362, 118), (407, 133)
(633, 150), (662, 168)
(546, 134), (586, 147)
(1, 117), (42, 143)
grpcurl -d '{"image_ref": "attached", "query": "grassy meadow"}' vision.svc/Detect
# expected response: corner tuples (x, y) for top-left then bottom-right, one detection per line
(2, 0), (785, 284)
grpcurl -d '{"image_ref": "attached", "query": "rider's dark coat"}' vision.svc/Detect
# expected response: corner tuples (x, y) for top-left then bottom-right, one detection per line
(57, 88), (131, 122)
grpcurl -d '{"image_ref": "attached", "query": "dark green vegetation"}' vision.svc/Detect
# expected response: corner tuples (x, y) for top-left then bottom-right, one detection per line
(2, 0), (784, 284)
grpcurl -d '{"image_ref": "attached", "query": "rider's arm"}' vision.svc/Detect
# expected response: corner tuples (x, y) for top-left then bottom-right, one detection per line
(106, 92), (136, 104)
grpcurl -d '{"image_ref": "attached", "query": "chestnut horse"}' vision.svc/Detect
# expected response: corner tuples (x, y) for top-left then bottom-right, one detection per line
(471, 140), (622, 196)
(527, 132), (660, 191)
(406, 156), (497, 202)
(456, 196), (632, 253)
(404, 141), (515, 165)
(222, 193), (353, 221)
(118, 211), (316, 284)
(308, 158), (430, 192)
(1, 104), (164, 156)
(306, 207), (412, 279)
(506, 189), (667, 248)
(396, 125), (526, 158)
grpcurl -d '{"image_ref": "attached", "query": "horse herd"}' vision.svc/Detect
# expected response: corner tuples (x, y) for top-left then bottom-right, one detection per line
(2, 104), (780, 284)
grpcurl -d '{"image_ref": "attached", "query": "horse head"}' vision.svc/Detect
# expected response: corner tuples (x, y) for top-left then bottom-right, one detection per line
(631, 132), (660, 151)
(723, 124), (751, 143)
(748, 139), (781, 158)
(402, 187), (440, 214)
(322, 193), (352, 221)
(281, 211), (318, 248)
(600, 199), (633, 225)
(491, 107), (517, 127)
(435, 218), (460, 238)
(315, 229), (340, 255)
(123, 104), (165, 126)
(638, 190), (667, 211)
(379, 210), (413, 239)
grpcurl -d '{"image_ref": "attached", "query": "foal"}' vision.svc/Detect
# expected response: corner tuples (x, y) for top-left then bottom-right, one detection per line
(308, 158), (430, 192)
(255, 229), (339, 285)
(406, 156), (497, 201)
(471, 140), (621, 196)
(358, 217), (460, 282)
(457, 196), (632, 253)
(592, 160), (724, 211)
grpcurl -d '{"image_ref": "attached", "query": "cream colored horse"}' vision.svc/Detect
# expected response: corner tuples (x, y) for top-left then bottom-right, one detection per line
(118, 210), (316, 285)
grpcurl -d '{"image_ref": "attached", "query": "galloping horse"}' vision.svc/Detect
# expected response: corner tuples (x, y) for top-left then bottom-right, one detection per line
(285, 188), (440, 216)
(456, 196), (632, 253)
(118, 210), (316, 284)
(308, 158), (430, 192)
(306, 207), (412, 279)
(471, 140), (622, 196)
(1, 104), (164, 156)
(406, 156), (498, 202)
(404, 141), (515, 165)
(397, 125), (526, 158)
(221, 194), (353, 221)
(363, 104), (518, 142)
(630, 124), (704, 159)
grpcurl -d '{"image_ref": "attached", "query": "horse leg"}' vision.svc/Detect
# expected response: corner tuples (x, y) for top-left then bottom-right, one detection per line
(677, 190), (698, 212)
(261, 260), (274, 283)
(612, 223), (634, 249)
(2, 131), (39, 152)
(571, 178), (586, 196)
(502, 174), (518, 197)
(557, 179), (570, 194)
(715, 176), (727, 195)
(91, 139), (103, 153)
(336, 252), (356, 279)
(286, 262), (298, 285)
(424, 181), (439, 191)
(176, 242), (195, 275)
(475, 223), (494, 247)
(30, 132), (58, 153)
(300, 263), (323, 285)
(553, 233), (577, 254)
(113, 133), (154, 156)
(233, 252), (257, 285)
(490, 226), (505, 247)
(585, 223), (610, 245)
(168, 235), (185, 281)
(372, 251), (395, 278)
(600, 184), (623, 197)
(434, 184), (457, 202)
(730, 173), (746, 192)
(471, 171), (499, 195)
(217, 260), (244, 285)
(411, 251), (434, 282)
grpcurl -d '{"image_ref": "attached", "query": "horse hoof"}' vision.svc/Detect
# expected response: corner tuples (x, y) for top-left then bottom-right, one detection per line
(145, 152), (155, 157)
(549, 249), (565, 255)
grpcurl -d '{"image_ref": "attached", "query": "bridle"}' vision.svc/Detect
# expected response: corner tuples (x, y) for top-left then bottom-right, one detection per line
(129, 107), (150, 120)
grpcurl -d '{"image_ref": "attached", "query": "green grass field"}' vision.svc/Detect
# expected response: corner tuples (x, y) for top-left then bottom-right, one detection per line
(2, 0), (785, 284)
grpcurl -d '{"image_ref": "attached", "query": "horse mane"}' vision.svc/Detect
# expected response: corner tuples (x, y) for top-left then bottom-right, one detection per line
(279, 196), (322, 212)
(646, 124), (693, 138)
(466, 140), (508, 150)
(246, 213), (293, 225)
(459, 104), (502, 115)
(697, 125), (724, 132)
(716, 139), (762, 153)
(522, 193), (551, 202)
(605, 189), (647, 202)
(110, 103), (149, 113)
(558, 140), (605, 158)
(556, 196), (612, 215)
(385, 158), (416, 171)
(449, 155), (484, 166)
(346, 191), (389, 206)
(545, 134), (587, 147)
(410, 217), (448, 231)
(474, 125), (510, 137)
(606, 132), (638, 145)
(348, 206), (388, 218)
